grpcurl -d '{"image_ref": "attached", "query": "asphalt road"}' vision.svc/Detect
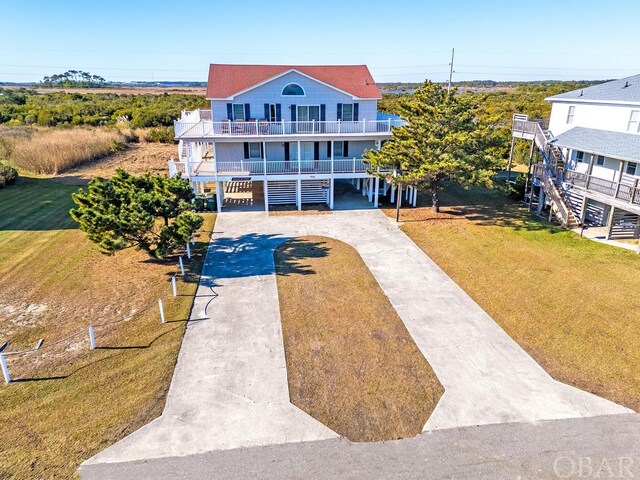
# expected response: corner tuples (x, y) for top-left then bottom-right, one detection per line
(80, 413), (640, 480)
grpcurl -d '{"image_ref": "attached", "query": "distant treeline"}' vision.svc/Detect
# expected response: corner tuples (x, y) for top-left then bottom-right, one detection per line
(0, 88), (208, 127)
(378, 79), (605, 93)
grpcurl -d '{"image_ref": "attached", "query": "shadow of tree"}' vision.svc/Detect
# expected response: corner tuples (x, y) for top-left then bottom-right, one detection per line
(274, 238), (331, 277)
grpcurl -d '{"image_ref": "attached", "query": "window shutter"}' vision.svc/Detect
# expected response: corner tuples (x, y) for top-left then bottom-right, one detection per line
(320, 104), (326, 121)
(290, 104), (296, 121)
(276, 104), (282, 121)
(244, 103), (251, 121)
(264, 103), (269, 119)
(226, 103), (233, 120)
(337, 103), (342, 121)
(353, 103), (359, 121)
(314, 142), (319, 161)
(260, 143), (264, 158)
(243, 142), (249, 159)
(326, 141), (332, 158)
(284, 142), (290, 161)
(344, 141), (349, 157)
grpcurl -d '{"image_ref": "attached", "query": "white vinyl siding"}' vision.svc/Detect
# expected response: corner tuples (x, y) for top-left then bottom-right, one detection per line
(628, 110), (640, 133)
(566, 105), (575, 124)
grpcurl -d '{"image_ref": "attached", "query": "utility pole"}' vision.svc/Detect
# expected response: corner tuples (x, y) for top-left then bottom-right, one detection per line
(447, 48), (455, 93)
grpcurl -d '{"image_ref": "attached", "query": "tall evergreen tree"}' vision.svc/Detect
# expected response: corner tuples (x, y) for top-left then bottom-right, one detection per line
(70, 169), (203, 259)
(365, 81), (503, 211)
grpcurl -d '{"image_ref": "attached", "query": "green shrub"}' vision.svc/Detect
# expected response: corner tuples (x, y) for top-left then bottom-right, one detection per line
(109, 140), (126, 153)
(0, 163), (18, 188)
(147, 126), (175, 144)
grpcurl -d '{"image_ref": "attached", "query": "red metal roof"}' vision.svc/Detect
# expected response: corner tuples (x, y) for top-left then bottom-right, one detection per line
(206, 64), (381, 99)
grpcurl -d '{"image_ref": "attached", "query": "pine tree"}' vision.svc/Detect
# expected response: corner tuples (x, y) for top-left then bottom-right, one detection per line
(365, 82), (503, 211)
(70, 169), (203, 259)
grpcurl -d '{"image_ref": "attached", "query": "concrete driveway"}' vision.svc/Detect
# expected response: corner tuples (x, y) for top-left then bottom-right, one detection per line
(80, 208), (631, 475)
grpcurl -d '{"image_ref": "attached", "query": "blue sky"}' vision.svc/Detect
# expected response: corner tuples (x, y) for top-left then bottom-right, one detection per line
(1, 0), (639, 83)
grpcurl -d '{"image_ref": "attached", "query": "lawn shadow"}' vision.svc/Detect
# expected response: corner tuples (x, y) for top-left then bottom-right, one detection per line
(396, 183), (564, 234)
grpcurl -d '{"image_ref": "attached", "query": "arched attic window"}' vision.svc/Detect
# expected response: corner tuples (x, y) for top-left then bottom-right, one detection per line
(281, 83), (305, 96)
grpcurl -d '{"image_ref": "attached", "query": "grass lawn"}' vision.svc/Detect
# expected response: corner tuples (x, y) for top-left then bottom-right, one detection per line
(274, 236), (443, 442)
(0, 175), (215, 479)
(383, 184), (640, 413)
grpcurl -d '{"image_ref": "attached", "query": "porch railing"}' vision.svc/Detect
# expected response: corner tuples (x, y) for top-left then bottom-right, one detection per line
(554, 169), (640, 206)
(174, 118), (404, 139)
(169, 158), (371, 177)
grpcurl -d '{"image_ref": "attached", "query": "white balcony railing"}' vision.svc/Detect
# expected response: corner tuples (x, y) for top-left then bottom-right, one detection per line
(169, 158), (371, 177)
(174, 117), (404, 139)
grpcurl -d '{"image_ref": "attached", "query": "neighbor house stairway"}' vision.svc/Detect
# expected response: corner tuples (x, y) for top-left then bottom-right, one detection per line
(514, 115), (579, 229)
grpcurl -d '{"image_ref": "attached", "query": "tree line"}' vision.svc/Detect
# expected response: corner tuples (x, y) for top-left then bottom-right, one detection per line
(0, 88), (208, 127)
(41, 70), (106, 88)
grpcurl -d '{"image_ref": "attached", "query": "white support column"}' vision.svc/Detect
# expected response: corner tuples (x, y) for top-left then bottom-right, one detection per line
(412, 187), (418, 207)
(356, 178), (361, 190)
(374, 177), (380, 208)
(215, 181), (223, 213)
(263, 141), (267, 176)
(296, 179), (302, 210)
(264, 179), (269, 212)
(362, 178), (367, 196)
(297, 141), (301, 175)
(390, 184), (396, 203)
(368, 178), (373, 202)
(329, 178), (335, 210)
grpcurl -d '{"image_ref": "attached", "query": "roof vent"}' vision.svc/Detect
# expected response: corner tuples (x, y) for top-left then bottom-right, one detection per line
(579, 90), (583, 96)
(623, 81), (630, 88)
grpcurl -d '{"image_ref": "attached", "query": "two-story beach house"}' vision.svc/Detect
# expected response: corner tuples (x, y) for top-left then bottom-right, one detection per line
(512, 74), (640, 241)
(169, 64), (404, 212)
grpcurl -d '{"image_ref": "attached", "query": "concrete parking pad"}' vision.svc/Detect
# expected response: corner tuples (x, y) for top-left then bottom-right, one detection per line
(81, 208), (631, 471)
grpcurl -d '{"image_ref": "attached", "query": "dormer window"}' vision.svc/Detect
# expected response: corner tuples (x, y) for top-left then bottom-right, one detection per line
(282, 83), (305, 96)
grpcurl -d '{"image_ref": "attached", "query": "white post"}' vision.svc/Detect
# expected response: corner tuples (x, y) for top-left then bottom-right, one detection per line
(412, 187), (418, 207)
(264, 179), (269, 212)
(186, 243), (191, 259)
(88, 325), (96, 349)
(191, 235), (195, 246)
(374, 177), (380, 208)
(179, 256), (185, 276)
(159, 299), (166, 324)
(362, 178), (367, 196)
(388, 117), (391, 131)
(391, 184), (396, 203)
(263, 140), (267, 175)
(296, 179), (302, 211)
(362, 118), (366, 133)
(216, 181), (222, 213)
(297, 141), (301, 174)
(171, 276), (177, 297)
(329, 178), (335, 210)
(0, 354), (11, 383)
(368, 178), (373, 202)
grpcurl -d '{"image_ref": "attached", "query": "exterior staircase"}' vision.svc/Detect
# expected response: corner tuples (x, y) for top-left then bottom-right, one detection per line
(513, 115), (579, 229)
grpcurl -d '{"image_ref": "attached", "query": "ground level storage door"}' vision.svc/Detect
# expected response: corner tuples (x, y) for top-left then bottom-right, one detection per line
(268, 180), (297, 205)
(301, 180), (328, 204)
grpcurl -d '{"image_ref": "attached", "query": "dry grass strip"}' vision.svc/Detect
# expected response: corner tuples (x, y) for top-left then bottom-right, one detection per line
(275, 236), (443, 442)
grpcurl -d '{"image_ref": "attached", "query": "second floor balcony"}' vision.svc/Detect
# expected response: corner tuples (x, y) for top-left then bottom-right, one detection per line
(169, 157), (375, 179)
(174, 110), (405, 140)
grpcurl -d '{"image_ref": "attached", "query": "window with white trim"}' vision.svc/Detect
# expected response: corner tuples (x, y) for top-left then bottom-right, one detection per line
(281, 83), (305, 96)
(566, 105), (575, 124)
(576, 151), (584, 162)
(626, 162), (637, 176)
(232, 104), (245, 121)
(334, 141), (344, 158)
(249, 142), (261, 159)
(596, 155), (605, 166)
(342, 104), (354, 122)
(628, 110), (639, 133)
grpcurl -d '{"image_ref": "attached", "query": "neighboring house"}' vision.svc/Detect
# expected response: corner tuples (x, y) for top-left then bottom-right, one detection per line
(169, 64), (405, 212)
(512, 75), (640, 240)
